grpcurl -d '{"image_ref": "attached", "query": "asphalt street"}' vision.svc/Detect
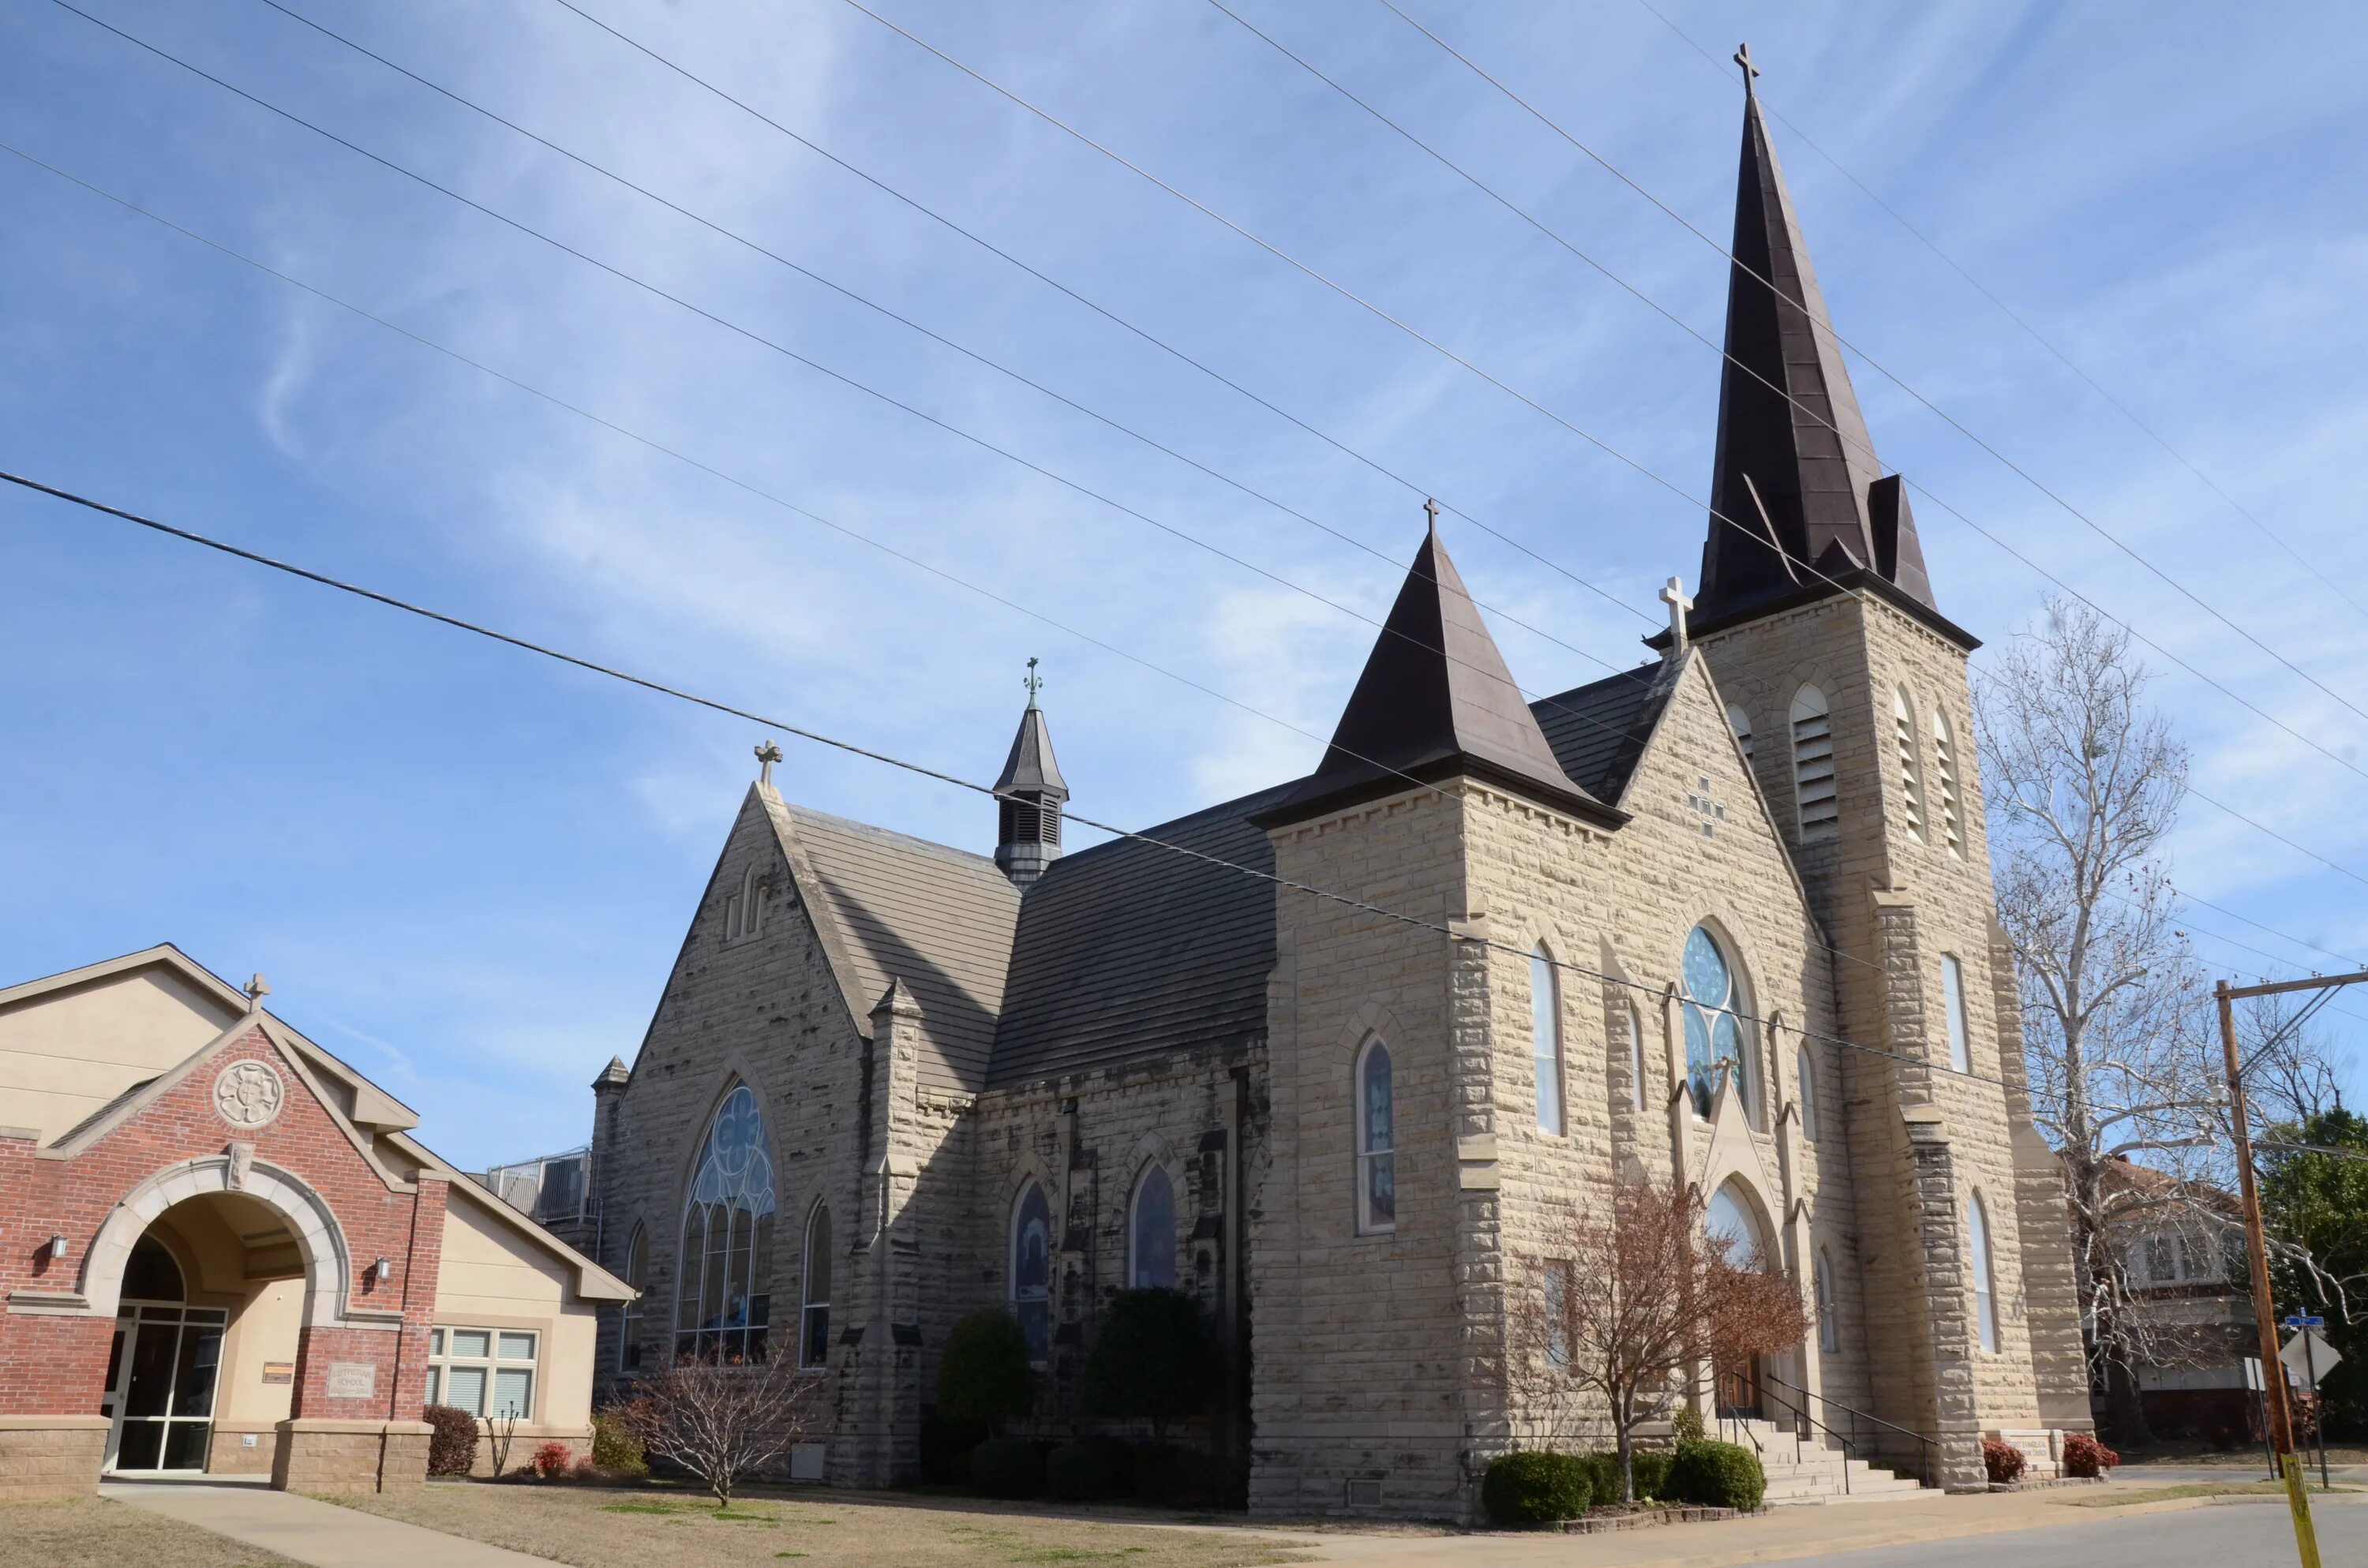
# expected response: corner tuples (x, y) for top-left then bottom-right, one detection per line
(1781, 1499), (2364, 1566)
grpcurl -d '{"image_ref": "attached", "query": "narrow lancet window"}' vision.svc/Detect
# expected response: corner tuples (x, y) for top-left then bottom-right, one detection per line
(1531, 947), (1563, 1135)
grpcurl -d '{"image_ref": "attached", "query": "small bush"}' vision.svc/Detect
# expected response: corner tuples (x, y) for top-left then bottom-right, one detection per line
(571, 1457), (600, 1481)
(937, 1311), (1038, 1431)
(590, 1411), (648, 1478)
(531, 1442), (572, 1480)
(425, 1404), (478, 1477)
(1983, 1438), (2025, 1484)
(2062, 1432), (2119, 1478)
(1668, 1439), (1764, 1510)
(1629, 1450), (1673, 1502)
(1046, 1440), (1124, 1502)
(1670, 1405), (1706, 1443)
(1482, 1450), (1594, 1527)
(1083, 1289), (1214, 1443)
(969, 1435), (1046, 1499)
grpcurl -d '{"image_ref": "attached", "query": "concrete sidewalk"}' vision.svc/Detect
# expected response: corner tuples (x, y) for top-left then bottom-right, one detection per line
(106, 1481), (564, 1568)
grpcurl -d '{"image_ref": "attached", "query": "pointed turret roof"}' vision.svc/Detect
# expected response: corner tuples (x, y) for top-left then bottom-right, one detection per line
(1263, 515), (1619, 826)
(1693, 53), (1942, 634)
(994, 696), (1068, 803)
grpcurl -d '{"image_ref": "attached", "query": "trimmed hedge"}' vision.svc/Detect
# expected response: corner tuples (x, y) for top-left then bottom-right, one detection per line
(1983, 1438), (2026, 1484)
(1668, 1439), (1765, 1510)
(1046, 1440), (1123, 1502)
(969, 1435), (1046, 1499)
(425, 1404), (478, 1477)
(2063, 1432), (2120, 1478)
(1628, 1450), (1673, 1502)
(1482, 1450), (1594, 1527)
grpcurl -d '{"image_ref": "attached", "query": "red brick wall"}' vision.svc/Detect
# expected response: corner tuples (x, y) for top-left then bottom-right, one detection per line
(0, 1025), (447, 1420)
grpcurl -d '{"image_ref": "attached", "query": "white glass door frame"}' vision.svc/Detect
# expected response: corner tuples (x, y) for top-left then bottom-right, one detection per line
(102, 1300), (227, 1476)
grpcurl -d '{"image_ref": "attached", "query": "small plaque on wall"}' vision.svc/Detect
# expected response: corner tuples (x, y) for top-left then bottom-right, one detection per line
(324, 1360), (376, 1399)
(261, 1363), (295, 1386)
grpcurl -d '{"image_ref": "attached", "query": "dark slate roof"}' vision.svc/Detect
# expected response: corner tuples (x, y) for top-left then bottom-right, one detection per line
(778, 804), (1021, 1096)
(993, 703), (1068, 801)
(986, 782), (1295, 1088)
(1267, 522), (1614, 825)
(1530, 661), (1683, 806)
(1695, 79), (1935, 631)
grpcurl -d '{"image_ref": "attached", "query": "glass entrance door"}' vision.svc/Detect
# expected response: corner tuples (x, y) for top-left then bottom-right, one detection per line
(104, 1304), (226, 1473)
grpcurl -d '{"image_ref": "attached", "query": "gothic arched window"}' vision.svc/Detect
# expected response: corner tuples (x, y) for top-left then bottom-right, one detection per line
(799, 1203), (832, 1369)
(1356, 1038), (1396, 1234)
(1705, 1179), (1770, 1270)
(674, 1084), (776, 1361)
(1129, 1166), (1177, 1290)
(1942, 954), (1973, 1074)
(1968, 1192), (2000, 1353)
(1681, 926), (1750, 1120)
(619, 1224), (647, 1370)
(1894, 687), (1928, 843)
(1010, 1183), (1053, 1363)
(1815, 1248), (1841, 1353)
(1789, 685), (1838, 844)
(1531, 946), (1563, 1136)
(1727, 704), (1754, 763)
(1797, 1043), (1819, 1142)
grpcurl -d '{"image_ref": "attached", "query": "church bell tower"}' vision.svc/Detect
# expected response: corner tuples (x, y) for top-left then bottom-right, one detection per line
(1680, 47), (2093, 1487)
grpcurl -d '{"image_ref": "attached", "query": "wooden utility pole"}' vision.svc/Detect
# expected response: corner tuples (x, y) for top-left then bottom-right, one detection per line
(2216, 970), (2368, 1568)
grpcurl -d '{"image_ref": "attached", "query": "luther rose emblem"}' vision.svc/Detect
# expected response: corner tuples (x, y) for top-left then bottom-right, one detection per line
(213, 1061), (285, 1129)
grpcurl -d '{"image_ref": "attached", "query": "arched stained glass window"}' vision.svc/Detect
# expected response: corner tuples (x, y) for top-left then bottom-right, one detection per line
(619, 1224), (647, 1370)
(1011, 1184), (1053, 1363)
(1357, 1038), (1396, 1233)
(1129, 1166), (1177, 1290)
(1531, 946), (1563, 1136)
(1797, 1043), (1819, 1142)
(675, 1085), (776, 1361)
(1705, 1180), (1768, 1269)
(1682, 926), (1749, 1120)
(1968, 1192), (2000, 1353)
(800, 1205), (832, 1369)
(1815, 1248), (1840, 1353)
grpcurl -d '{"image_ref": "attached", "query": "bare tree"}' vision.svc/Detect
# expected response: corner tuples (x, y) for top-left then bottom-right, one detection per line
(1507, 1174), (1808, 1503)
(1976, 598), (2236, 1443)
(2241, 993), (2349, 1132)
(617, 1352), (826, 1506)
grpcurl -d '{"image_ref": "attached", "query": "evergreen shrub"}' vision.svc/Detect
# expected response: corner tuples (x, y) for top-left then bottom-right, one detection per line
(1480, 1450), (1594, 1526)
(969, 1435), (1047, 1499)
(1668, 1439), (1765, 1510)
(936, 1310), (1037, 1430)
(590, 1411), (648, 1477)
(1046, 1440), (1124, 1502)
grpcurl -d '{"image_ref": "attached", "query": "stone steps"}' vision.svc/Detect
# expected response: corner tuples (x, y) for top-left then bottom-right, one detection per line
(1721, 1418), (1931, 1506)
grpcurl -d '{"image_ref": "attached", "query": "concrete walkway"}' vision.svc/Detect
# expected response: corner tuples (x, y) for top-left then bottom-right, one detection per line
(106, 1480), (565, 1568)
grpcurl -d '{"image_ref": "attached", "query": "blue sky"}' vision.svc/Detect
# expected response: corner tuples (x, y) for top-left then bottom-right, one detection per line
(5, 0), (2365, 1169)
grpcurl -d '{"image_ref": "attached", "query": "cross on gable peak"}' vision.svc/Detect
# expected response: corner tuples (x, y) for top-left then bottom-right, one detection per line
(755, 740), (782, 788)
(1659, 575), (1694, 652)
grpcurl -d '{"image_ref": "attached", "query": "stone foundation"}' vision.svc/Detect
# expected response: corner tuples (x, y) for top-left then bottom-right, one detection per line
(0, 1416), (107, 1500)
(271, 1418), (433, 1492)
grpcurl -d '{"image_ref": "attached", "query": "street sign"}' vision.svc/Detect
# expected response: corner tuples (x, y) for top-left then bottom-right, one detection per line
(2280, 1327), (2344, 1386)
(2247, 1355), (2265, 1391)
(2284, 1314), (2327, 1329)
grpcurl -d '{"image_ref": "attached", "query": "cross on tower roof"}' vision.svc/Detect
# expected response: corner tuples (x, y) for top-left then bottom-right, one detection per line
(1023, 656), (1044, 709)
(1422, 496), (1440, 532)
(1734, 40), (1759, 92)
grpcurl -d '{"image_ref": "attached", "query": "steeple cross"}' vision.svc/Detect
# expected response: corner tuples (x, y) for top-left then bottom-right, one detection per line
(1422, 496), (1440, 530)
(1734, 41), (1759, 91)
(755, 740), (782, 788)
(1023, 656), (1044, 709)
(1659, 574), (1693, 652)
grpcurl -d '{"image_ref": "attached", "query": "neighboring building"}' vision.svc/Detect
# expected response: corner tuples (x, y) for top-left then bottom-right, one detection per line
(481, 1146), (599, 1258)
(0, 945), (631, 1498)
(2096, 1158), (2258, 1439)
(575, 70), (2092, 1519)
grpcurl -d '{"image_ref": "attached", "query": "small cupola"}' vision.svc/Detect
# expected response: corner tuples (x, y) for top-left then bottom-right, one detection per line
(993, 658), (1070, 888)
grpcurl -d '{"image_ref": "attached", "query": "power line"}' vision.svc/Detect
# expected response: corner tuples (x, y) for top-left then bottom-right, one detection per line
(1622, 0), (2368, 627)
(1, 466), (2014, 1092)
(1354, 0), (2368, 734)
(819, 0), (2368, 804)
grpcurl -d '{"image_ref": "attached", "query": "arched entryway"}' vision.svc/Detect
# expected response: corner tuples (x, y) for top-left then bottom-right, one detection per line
(1706, 1178), (1777, 1420)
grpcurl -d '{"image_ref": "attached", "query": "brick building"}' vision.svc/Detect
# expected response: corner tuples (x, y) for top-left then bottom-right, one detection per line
(0, 946), (630, 1498)
(575, 77), (2091, 1517)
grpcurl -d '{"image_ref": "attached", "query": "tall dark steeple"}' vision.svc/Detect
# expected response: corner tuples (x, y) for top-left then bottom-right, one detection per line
(1695, 44), (1935, 631)
(994, 659), (1069, 888)
(1264, 504), (1619, 827)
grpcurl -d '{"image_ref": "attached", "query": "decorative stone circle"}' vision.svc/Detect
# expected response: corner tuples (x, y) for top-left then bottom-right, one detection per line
(212, 1060), (286, 1129)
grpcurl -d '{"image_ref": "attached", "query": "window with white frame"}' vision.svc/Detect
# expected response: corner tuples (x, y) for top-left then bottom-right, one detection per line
(1967, 1192), (2000, 1353)
(428, 1327), (537, 1420)
(1815, 1249), (1840, 1353)
(1894, 687), (1927, 843)
(1797, 1043), (1819, 1141)
(1128, 1165), (1177, 1289)
(1356, 1037), (1396, 1234)
(1933, 708), (1965, 856)
(1789, 685), (1838, 843)
(800, 1203), (832, 1369)
(1531, 946), (1563, 1136)
(618, 1223), (646, 1371)
(1010, 1183), (1052, 1363)
(1941, 954), (1973, 1074)
(1727, 703), (1754, 762)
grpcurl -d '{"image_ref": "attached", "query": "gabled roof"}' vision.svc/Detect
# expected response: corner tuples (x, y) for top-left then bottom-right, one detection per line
(1530, 661), (1686, 807)
(772, 799), (1021, 1095)
(1265, 522), (1618, 826)
(1695, 73), (1938, 634)
(987, 783), (1291, 1088)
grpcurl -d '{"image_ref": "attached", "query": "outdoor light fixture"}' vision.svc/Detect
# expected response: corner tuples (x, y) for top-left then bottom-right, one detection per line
(45, 1234), (66, 1261)
(374, 1256), (394, 1282)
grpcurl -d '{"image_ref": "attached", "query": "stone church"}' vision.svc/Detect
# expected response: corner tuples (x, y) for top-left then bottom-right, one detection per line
(578, 77), (2091, 1516)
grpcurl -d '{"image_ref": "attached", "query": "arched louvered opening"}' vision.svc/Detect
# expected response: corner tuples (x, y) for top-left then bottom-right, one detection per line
(1789, 686), (1837, 844)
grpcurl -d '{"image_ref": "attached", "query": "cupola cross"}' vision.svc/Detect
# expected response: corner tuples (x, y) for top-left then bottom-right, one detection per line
(1660, 575), (1694, 652)
(1023, 656), (1043, 709)
(755, 740), (782, 788)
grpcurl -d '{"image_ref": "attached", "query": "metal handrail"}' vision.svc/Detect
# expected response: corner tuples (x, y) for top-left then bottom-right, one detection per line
(1762, 1373), (1939, 1488)
(1755, 1379), (1857, 1495)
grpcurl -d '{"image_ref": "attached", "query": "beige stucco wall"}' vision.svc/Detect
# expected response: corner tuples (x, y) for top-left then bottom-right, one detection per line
(436, 1193), (601, 1460)
(0, 965), (241, 1142)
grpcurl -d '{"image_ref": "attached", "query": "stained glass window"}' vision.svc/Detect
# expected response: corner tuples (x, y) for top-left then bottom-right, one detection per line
(675, 1084), (776, 1361)
(1011, 1184), (1052, 1363)
(1357, 1039), (1395, 1233)
(1129, 1167), (1176, 1290)
(1682, 926), (1748, 1119)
